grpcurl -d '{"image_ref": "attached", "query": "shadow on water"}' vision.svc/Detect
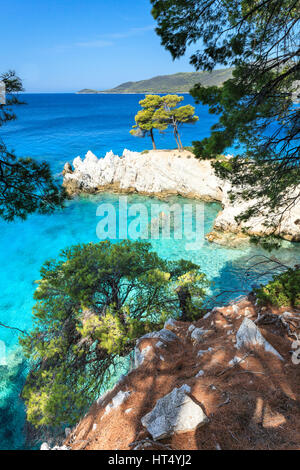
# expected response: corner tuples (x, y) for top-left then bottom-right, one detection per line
(207, 243), (300, 308)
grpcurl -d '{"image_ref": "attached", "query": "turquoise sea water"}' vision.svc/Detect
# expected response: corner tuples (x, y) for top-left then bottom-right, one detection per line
(0, 94), (299, 450)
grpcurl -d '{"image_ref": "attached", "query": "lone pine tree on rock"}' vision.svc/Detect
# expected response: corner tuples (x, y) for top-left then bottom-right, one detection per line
(130, 95), (165, 149)
(153, 95), (199, 150)
(130, 94), (198, 150)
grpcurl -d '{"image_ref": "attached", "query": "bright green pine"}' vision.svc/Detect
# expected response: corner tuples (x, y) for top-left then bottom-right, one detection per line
(131, 94), (198, 150)
(130, 95), (166, 149)
(153, 95), (199, 150)
(255, 268), (300, 308)
(20, 240), (209, 427)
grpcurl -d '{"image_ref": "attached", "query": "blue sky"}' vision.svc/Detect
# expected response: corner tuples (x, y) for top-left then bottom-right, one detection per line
(1, 0), (197, 92)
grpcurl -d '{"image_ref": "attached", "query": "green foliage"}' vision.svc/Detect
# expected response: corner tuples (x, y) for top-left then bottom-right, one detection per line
(131, 94), (198, 150)
(151, 0), (300, 243)
(0, 347), (28, 449)
(0, 70), (65, 220)
(0, 70), (24, 126)
(20, 240), (209, 427)
(183, 146), (195, 153)
(0, 142), (66, 221)
(255, 269), (300, 308)
(153, 95), (199, 150)
(192, 140), (212, 160)
(130, 95), (165, 149)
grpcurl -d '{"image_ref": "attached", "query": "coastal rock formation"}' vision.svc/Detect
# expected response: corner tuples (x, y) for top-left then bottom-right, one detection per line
(212, 183), (300, 242)
(63, 297), (300, 450)
(63, 149), (300, 243)
(63, 149), (223, 201)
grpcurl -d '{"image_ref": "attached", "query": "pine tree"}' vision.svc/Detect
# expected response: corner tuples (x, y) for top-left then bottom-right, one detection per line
(0, 70), (65, 221)
(130, 95), (166, 149)
(153, 95), (199, 149)
(20, 240), (209, 427)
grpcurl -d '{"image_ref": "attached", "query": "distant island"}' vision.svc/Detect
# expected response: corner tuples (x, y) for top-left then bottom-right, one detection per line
(77, 69), (233, 94)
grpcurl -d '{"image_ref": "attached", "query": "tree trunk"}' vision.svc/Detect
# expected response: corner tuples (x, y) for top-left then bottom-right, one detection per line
(176, 129), (183, 150)
(173, 129), (180, 150)
(176, 286), (192, 321)
(150, 129), (156, 150)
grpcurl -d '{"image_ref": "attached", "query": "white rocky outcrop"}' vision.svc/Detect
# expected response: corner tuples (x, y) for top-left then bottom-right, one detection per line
(103, 390), (131, 416)
(190, 327), (211, 343)
(63, 149), (300, 242)
(134, 344), (153, 368)
(236, 318), (283, 360)
(134, 328), (179, 368)
(40, 442), (69, 451)
(136, 328), (178, 346)
(212, 182), (300, 242)
(63, 149), (222, 201)
(141, 384), (209, 440)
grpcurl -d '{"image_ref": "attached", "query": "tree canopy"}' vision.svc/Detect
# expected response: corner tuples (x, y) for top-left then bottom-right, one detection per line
(151, 0), (300, 239)
(153, 94), (199, 149)
(20, 240), (209, 427)
(0, 70), (65, 221)
(0, 70), (24, 126)
(131, 94), (198, 150)
(130, 95), (166, 149)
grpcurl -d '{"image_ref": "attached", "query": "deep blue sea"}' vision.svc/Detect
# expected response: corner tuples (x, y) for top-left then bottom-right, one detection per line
(0, 93), (299, 450)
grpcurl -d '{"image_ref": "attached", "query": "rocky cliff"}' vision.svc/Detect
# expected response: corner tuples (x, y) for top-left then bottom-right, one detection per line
(63, 149), (300, 243)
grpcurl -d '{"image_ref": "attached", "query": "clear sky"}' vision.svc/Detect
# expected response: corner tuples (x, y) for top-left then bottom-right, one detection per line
(1, 0), (197, 92)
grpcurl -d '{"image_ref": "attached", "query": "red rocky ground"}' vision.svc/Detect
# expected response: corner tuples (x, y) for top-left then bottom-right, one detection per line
(65, 296), (300, 450)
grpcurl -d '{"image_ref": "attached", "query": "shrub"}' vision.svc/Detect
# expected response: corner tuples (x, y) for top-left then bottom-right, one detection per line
(192, 140), (213, 159)
(255, 268), (300, 308)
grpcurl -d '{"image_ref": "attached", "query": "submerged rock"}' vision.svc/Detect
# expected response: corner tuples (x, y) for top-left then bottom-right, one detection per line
(141, 384), (209, 440)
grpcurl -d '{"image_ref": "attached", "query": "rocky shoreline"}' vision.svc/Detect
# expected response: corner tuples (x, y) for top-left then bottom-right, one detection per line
(63, 149), (300, 244)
